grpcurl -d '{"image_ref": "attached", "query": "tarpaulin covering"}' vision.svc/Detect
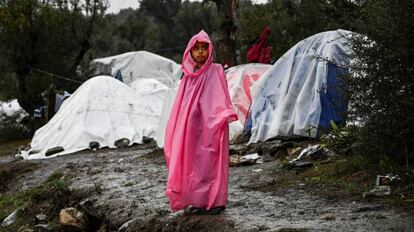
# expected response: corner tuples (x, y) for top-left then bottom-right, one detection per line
(164, 30), (237, 211)
(248, 29), (351, 143)
(225, 63), (271, 140)
(91, 51), (182, 88)
(20, 76), (168, 159)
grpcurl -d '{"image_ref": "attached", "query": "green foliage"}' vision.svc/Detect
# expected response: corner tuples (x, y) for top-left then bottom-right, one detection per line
(344, 0), (414, 165)
(237, 0), (359, 63)
(0, 0), (107, 113)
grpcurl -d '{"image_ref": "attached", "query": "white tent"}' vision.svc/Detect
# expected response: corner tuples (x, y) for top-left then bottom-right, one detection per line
(21, 76), (167, 159)
(248, 29), (351, 143)
(225, 64), (271, 141)
(91, 51), (182, 88)
(0, 99), (27, 119)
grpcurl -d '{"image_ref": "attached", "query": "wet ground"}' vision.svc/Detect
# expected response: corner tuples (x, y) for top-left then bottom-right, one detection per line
(1, 144), (414, 231)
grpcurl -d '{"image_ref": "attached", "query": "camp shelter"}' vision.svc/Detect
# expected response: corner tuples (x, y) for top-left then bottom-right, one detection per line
(91, 51), (182, 88)
(0, 99), (27, 119)
(247, 29), (351, 143)
(225, 64), (271, 141)
(21, 76), (167, 159)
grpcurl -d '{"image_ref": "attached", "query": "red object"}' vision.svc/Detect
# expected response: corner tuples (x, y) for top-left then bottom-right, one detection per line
(247, 26), (272, 64)
(164, 30), (238, 212)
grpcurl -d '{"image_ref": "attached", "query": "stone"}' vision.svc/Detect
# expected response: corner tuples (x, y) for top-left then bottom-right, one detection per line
(45, 146), (64, 156)
(89, 141), (100, 149)
(114, 138), (130, 148)
(59, 207), (87, 230)
(319, 213), (336, 221)
(142, 136), (154, 144)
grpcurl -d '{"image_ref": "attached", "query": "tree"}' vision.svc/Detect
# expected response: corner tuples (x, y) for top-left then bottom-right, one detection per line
(345, 0), (414, 165)
(0, 0), (107, 114)
(207, 0), (238, 66)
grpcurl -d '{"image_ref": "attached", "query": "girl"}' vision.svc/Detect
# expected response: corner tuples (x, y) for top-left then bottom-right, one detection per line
(164, 30), (237, 214)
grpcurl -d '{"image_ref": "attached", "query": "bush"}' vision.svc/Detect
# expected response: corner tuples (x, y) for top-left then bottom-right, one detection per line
(344, 0), (414, 166)
(0, 112), (30, 142)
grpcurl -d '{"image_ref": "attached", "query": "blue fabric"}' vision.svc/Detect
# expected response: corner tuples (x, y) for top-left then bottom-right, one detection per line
(318, 63), (348, 130)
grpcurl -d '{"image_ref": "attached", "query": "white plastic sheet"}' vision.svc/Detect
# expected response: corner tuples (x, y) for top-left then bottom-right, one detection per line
(91, 51), (182, 88)
(21, 76), (167, 159)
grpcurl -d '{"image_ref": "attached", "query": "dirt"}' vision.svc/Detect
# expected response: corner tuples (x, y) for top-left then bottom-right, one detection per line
(1, 144), (414, 231)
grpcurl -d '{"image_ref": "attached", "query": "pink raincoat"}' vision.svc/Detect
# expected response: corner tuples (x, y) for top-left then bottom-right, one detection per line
(164, 30), (238, 212)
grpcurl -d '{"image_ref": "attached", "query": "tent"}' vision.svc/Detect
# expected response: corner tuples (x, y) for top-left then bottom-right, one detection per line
(91, 51), (182, 88)
(225, 64), (271, 141)
(0, 99), (27, 119)
(21, 76), (168, 159)
(247, 29), (351, 143)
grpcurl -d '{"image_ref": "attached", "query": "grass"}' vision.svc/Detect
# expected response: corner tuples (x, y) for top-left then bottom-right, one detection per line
(0, 171), (71, 221)
(0, 139), (30, 157)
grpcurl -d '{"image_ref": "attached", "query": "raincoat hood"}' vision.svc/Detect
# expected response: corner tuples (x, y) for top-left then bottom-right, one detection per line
(182, 30), (214, 77)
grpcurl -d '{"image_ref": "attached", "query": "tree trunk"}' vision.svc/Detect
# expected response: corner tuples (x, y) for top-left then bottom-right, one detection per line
(212, 0), (238, 67)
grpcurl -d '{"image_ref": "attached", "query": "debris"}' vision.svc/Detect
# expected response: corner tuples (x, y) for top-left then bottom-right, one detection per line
(229, 153), (262, 166)
(364, 174), (401, 198)
(291, 144), (327, 162)
(240, 153), (260, 165)
(252, 169), (263, 173)
(1, 207), (24, 227)
(35, 214), (48, 224)
(364, 186), (391, 197)
(376, 174), (401, 186)
(45, 146), (64, 156)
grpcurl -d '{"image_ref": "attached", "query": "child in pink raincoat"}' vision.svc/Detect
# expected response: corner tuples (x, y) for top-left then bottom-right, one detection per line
(164, 30), (238, 214)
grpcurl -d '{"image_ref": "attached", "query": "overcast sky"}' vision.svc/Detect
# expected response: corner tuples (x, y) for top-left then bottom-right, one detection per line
(106, 0), (269, 14)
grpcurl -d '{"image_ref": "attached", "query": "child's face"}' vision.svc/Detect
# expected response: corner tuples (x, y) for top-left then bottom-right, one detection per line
(191, 41), (209, 67)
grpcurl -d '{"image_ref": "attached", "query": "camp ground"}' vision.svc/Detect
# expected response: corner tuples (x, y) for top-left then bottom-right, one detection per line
(19, 30), (351, 159)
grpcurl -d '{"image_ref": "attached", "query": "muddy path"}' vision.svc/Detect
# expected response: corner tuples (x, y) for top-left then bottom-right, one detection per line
(1, 145), (414, 231)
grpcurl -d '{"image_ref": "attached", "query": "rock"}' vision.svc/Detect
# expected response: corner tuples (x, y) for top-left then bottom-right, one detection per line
(29, 150), (41, 155)
(45, 146), (64, 156)
(33, 224), (52, 232)
(1, 207), (24, 227)
(89, 141), (100, 149)
(114, 138), (130, 148)
(34, 214), (48, 224)
(59, 207), (87, 230)
(142, 136), (154, 144)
